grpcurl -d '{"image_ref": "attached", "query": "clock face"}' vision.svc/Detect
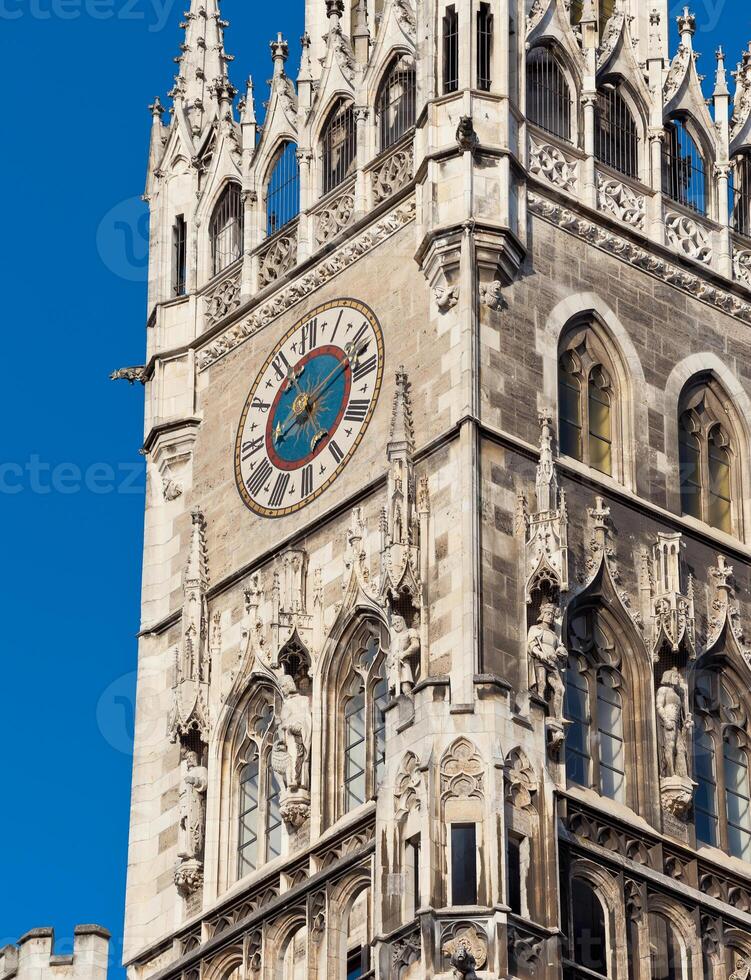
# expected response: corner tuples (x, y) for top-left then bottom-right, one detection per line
(235, 299), (385, 518)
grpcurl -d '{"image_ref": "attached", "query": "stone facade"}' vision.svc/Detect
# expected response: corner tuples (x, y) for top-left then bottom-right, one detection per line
(0, 927), (110, 980)
(119, 0), (751, 977)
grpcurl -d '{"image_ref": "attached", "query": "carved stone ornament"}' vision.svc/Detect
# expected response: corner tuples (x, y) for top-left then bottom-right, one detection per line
(731, 46), (751, 142)
(664, 212), (713, 265)
(663, 43), (692, 103)
(110, 365), (146, 384)
(734, 249), (751, 290)
(529, 138), (578, 193)
(258, 230), (298, 288)
(597, 175), (646, 230)
(505, 748), (538, 810)
(443, 926), (487, 972)
(508, 926), (545, 976)
(309, 891), (326, 944)
(392, 928), (421, 972)
(272, 674), (312, 794)
(597, 8), (625, 68)
(521, 411), (569, 601)
(372, 146), (414, 205)
(315, 189), (355, 246)
(394, 751), (423, 818)
(527, 603), (567, 723)
(480, 279), (504, 310)
(649, 533), (695, 658)
(707, 555), (751, 665)
(177, 750), (208, 862)
(199, 198), (416, 371)
(205, 268), (242, 329)
(174, 858), (204, 899)
(167, 509), (211, 743)
(660, 774), (696, 819)
(441, 739), (485, 800)
(528, 192), (751, 324)
(731, 957), (751, 980)
(435, 283), (459, 312)
(456, 115), (478, 152)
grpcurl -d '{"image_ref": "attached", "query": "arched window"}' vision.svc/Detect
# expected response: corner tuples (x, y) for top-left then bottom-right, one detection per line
(210, 182), (244, 276)
(558, 325), (620, 478)
(649, 914), (684, 980)
(662, 117), (707, 216)
(376, 55), (416, 151)
(694, 669), (751, 861)
(321, 99), (356, 195)
(568, 878), (608, 976)
(565, 610), (627, 804)
(237, 751), (260, 878)
(266, 141), (300, 236)
(280, 926), (308, 979)
(731, 153), (751, 238)
(678, 378), (738, 534)
(595, 82), (638, 178)
(232, 698), (282, 881)
(338, 624), (388, 817)
(527, 46), (572, 143)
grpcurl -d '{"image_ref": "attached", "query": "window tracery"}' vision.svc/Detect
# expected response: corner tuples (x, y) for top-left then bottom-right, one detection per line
(558, 323), (622, 478)
(678, 377), (740, 535)
(693, 667), (751, 861)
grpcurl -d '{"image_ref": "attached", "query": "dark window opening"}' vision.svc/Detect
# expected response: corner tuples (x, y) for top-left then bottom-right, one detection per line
(477, 3), (493, 92)
(571, 878), (608, 976)
(443, 5), (459, 94)
(210, 183), (243, 276)
(507, 835), (522, 915)
(406, 835), (421, 914)
(322, 101), (357, 196)
(526, 46), (572, 142)
(172, 214), (187, 297)
(451, 823), (478, 906)
(731, 154), (751, 238)
(377, 56), (416, 151)
(347, 945), (368, 980)
(595, 84), (638, 179)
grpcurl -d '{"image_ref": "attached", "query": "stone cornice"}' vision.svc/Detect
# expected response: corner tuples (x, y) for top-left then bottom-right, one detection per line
(197, 196), (417, 372)
(528, 190), (751, 325)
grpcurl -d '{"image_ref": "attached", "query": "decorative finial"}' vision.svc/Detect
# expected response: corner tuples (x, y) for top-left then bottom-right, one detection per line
(270, 32), (289, 66)
(676, 6), (696, 47)
(149, 97), (164, 119)
(714, 46), (729, 96)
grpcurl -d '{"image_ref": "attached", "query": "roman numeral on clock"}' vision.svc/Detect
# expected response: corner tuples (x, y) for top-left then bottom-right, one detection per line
(329, 440), (345, 464)
(246, 458), (272, 496)
(353, 355), (376, 382)
(350, 322), (369, 347)
(301, 464), (313, 498)
(344, 399), (370, 422)
(241, 436), (264, 461)
(299, 318), (317, 356)
(271, 351), (291, 382)
(269, 472), (291, 508)
(251, 397), (271, 414)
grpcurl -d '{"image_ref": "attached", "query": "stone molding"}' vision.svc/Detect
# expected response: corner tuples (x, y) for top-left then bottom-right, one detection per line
(528, 192), (751, 325)
(198, 196), (415, 371)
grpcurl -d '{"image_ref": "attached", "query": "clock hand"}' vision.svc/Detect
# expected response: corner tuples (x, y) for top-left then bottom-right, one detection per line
(307, 340), (368, 407)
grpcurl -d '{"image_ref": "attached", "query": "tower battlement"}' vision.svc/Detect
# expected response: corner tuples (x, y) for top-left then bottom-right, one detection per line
(0, 927), (110, 980)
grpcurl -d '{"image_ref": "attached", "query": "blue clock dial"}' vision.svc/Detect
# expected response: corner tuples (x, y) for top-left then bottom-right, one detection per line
(235, 300), (384, 518)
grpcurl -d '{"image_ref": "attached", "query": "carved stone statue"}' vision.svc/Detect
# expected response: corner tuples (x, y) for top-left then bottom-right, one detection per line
(656, 668), (691, 778)
(527, 602), (567, 722)
(450, 948), (479, 979)
(388, 613), (421, 696)
(177, 750), (208, 861)
(273, 675), (312, 793)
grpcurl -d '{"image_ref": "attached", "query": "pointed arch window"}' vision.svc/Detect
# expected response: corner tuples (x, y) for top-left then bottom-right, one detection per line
(595, 82), (638, 178)
(565, 611), (627, 804)
(694, 669), (751, 861)
(565, 877), (609, 976)
(210, 182), (244, 276)
(339, 626), (388, 816)
(731, 153), (751, 238)
(266, 141), (300, 236)
(678, 378), (739, 535)
(233, 699), (282, 881)
(662, 117), (707, 216)
(558, 326), (620, 478)
(649, 914), (684, 980)
(526, 46), (572, 143)
(377, 55), (416, 151)
(321, 99), (356, 195)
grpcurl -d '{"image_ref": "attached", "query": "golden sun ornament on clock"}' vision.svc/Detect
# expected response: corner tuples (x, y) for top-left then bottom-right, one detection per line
(235, 299), (385, 518)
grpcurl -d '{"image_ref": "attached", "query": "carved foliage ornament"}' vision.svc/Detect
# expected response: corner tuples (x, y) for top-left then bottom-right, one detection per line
(529, 138), (578, 193)
(597, 175), (646, 230)
(664, 212), (713, 265)
(441, 738), (484, 800)
(205, 268), (242, 328)
(315, 190), (355, 246)
(258, 230), (298, 288)
(372, 147), (414, 205)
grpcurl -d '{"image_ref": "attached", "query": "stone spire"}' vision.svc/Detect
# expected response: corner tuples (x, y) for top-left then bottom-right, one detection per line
(535, 410), (558, 515)
(170, 0), (235, 138)
(145, 98), (167, 195)
(387, 366), (416, 462)
(714, 46), (730, 97)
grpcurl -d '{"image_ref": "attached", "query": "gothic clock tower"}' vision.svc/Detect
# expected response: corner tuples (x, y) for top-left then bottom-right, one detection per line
(120, 0), (751, 977)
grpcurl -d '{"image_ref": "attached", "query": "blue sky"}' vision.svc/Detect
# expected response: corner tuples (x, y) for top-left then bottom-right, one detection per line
(0, 0), (746, 975)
